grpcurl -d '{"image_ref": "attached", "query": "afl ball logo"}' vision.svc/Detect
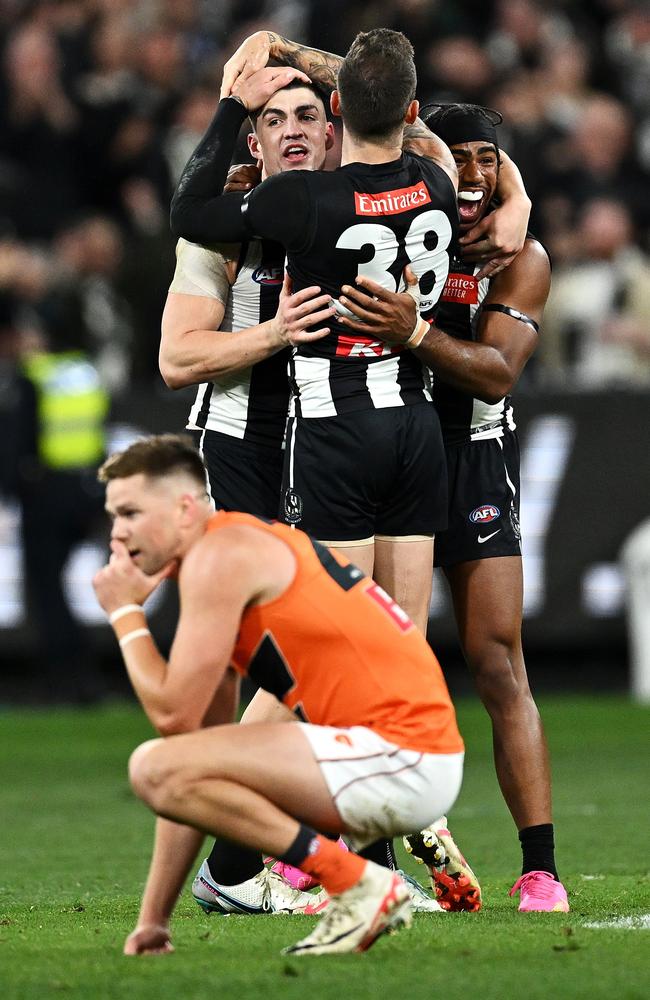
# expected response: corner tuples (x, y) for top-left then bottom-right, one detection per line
(252, 266), (283, 285)
(469, 504), (500, 524)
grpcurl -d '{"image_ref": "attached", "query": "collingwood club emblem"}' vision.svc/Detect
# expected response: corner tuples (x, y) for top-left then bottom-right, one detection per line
(283, 488), (303, 525)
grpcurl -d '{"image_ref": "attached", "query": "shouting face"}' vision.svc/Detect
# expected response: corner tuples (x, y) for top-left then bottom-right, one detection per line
(450, 140), (499, 231)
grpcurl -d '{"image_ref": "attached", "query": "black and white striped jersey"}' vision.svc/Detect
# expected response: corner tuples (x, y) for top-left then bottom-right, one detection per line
(173, 238), (290, 450)
(174, 146), (459, 419)
(170, 100), (459, 419)
(266, 156), (459, 418)
(432, 257), (515, 445)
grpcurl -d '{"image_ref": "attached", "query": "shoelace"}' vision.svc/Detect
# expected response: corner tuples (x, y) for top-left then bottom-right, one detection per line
(257, 870), (274, 913)
(265, 869), (310, 910)
(306, 894), (358, 941)
(510, 871), (558, 899)
(397, 870), (429, 899)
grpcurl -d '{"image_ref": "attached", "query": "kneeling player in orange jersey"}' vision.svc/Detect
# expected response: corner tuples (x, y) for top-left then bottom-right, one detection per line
(93, 434), (464, 957)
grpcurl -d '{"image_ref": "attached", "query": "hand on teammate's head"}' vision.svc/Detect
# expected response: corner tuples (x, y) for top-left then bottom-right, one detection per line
(230, 66), (311, 113)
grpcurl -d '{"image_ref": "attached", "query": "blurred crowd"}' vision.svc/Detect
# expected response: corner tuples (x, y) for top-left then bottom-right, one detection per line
(1, 0), (649, 392)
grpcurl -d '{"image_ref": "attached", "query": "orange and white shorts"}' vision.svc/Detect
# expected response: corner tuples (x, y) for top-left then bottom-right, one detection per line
(299, 723), (464, 849)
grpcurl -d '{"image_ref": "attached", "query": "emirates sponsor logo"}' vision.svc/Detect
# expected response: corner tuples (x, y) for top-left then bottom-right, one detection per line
(354, 182), (431, 216)
(441, 272), (479, 304)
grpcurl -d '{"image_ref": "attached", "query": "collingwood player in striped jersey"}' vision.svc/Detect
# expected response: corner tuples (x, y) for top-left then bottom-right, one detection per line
(171, 29), (460, 635)
(338, 104), (569, 915)
(159, 66), (335, 518)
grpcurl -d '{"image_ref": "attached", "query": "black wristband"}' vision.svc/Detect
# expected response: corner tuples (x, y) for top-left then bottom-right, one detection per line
(482, 303), (539, 332)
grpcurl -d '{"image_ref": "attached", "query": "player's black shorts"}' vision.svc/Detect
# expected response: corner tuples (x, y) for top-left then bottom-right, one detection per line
(280, 403), (447, 542)
(190, 428), (283, 519)
(434, 429), (522, 568)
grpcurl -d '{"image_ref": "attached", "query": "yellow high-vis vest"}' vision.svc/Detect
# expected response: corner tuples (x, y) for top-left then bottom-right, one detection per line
(22, 352), (108, 470)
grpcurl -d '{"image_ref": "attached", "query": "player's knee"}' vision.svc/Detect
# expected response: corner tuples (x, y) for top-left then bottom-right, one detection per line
(128, 738), (169, 805)
(466, 639), (526, 705)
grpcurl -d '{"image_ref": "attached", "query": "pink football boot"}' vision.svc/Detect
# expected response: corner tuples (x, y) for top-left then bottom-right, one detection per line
(509, 871), (569, 912)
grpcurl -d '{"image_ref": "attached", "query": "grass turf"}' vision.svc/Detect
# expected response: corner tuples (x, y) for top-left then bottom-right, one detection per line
(1, 696), (648, 999)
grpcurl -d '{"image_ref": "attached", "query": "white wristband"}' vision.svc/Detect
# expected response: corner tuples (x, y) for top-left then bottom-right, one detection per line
(109, 604), (143, 624)
(405, 317), (429, 349)
(119, 628), (151, 649)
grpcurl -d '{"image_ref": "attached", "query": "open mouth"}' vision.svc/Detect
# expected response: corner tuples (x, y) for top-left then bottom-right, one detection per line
(458, 189), (485, 224)
(283, 144), (309, 165)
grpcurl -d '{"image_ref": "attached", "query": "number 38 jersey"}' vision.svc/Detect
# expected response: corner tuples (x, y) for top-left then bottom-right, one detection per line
(243, 154), (459, 417)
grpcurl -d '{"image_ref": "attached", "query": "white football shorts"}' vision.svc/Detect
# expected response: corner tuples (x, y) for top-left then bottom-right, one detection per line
(298, 723), (464, 850)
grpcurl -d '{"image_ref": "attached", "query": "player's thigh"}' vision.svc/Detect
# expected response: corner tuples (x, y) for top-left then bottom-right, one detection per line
(445, 555), (525, 672)
(322, 541), (374, 577)
(134, 722), (342, 830)
(373, 536), (434, 633)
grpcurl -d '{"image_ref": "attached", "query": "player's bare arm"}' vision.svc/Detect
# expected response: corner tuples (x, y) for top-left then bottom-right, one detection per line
(221, 30), (342, 98)
(160, 281), (332, 388)
(339, 238), (550, 401)
(93, 533), (248, 734)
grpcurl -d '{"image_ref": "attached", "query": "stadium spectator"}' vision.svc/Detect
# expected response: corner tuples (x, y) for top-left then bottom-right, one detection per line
(13, 306), (110, 703)
(541, 197), (650, 385)
(0, 0), (648, 390)
(0, 20), (80, 238)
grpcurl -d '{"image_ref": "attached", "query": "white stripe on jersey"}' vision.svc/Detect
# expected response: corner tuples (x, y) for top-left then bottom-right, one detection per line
(293, 354), (337, 417)
(185, 241), (285, 440)
(366, 356), (425, 409)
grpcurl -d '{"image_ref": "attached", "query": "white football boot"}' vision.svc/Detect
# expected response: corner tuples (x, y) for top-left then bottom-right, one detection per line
(192, 859), (321, 915)
(283, 861), (412, 956)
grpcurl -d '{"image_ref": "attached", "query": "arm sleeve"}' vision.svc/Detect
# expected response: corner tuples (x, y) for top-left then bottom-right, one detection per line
(170, 97), (252, 245)
(243, 172), (314, 253)
(170, 97), (314, 251)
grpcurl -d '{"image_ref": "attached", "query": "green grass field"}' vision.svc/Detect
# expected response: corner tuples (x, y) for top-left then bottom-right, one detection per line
(1, 696), (649, 1000)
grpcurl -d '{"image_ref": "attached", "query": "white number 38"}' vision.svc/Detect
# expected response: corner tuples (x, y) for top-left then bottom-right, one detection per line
(335, 209), (452, 313)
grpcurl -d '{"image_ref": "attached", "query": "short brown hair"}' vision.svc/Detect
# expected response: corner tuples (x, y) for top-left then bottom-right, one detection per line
(337, 29), (416, 140)
(98, 433), (207, 488)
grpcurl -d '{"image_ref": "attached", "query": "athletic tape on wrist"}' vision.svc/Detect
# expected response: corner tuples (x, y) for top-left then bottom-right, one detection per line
(406, 317), (429, 349)
(109, 604), (144, 624)
(119, 628), (151, 650)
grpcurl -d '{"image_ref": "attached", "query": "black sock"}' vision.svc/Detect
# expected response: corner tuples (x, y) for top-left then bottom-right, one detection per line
(205, 837), (264, 886)
(279, 824), (319, 867)
(359, 838), (397, 870)
(519, 824), (558, 879)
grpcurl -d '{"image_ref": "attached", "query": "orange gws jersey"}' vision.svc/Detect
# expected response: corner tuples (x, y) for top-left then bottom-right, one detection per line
(207, 512), (463, 756)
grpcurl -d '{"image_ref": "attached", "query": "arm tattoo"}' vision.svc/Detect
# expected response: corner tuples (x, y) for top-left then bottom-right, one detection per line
(268, 33), (342, 91)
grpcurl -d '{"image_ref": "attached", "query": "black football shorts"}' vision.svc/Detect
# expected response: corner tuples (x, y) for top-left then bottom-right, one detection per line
(434, 429), (522, 568)
(190, 428), (283, 519)
(280, 403), (447, 542)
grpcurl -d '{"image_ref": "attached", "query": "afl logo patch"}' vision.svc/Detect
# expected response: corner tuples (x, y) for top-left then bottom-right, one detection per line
(252, 266), (283, 286)
(283, 487), (303, 525)
(469, 504), (500, 524)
